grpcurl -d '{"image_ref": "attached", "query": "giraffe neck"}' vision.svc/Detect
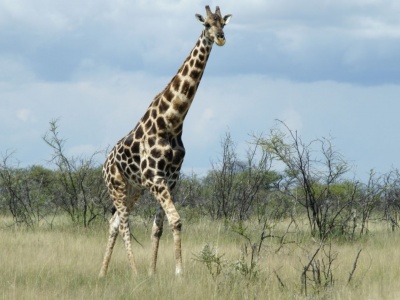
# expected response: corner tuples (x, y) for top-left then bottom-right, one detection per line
(172, 30), (213, 103)
(148, 31), (214, 135)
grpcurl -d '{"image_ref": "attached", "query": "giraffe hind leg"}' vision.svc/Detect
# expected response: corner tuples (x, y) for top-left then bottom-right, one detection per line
(100, 166), (139, 277)
(99, 204), (138, 277)
(99, 211), (120, 277)
(114, 185), (139, 276)
(149, 205), (165, 275)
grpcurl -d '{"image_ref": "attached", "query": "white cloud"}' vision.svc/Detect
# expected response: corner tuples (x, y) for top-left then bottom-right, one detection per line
(67, 144), (99, 158)
(195, 108), (215, 130)
(279, 107), (303, 132)
(352, 14), (394, 37)
(0, 57), (36, 83)
(16, 109), (33, 122)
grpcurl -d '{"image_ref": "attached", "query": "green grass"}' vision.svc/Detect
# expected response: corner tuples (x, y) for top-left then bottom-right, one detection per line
(1, 216), (400, 299)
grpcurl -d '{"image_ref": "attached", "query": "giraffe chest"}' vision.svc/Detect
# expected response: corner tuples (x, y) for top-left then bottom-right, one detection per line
(107, 129), (185, 189)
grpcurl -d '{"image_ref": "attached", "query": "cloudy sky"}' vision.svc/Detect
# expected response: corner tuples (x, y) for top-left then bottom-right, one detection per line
(1, 0), (400, 180)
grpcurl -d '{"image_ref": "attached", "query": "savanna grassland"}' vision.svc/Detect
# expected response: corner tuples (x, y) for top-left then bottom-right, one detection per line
(3, 122), (400, 299)
(1, 216), (400, 300)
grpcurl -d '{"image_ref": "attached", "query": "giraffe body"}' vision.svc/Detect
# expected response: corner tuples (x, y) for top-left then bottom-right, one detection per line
(99, 6), (231, 277)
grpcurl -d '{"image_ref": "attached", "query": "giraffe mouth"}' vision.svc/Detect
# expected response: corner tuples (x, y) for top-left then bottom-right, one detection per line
(215, 38), (226, 46)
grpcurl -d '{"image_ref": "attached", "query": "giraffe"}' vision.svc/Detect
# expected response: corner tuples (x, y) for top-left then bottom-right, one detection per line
(99, 5), (232, 277)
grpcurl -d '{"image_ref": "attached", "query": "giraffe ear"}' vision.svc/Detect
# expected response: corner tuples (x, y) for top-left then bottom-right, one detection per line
(224, 14), (232, 25)
(195, 14), (205, 24)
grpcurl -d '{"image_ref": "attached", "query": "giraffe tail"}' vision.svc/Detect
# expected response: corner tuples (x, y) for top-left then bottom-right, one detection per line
(111, 205), (117, 215)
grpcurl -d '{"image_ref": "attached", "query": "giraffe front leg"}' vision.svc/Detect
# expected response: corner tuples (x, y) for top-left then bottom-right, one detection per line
(164, 203), (183, 276)
(148, 179), (183, 276)
(149, 205), (165, 276)
(172, 216), (183, 276)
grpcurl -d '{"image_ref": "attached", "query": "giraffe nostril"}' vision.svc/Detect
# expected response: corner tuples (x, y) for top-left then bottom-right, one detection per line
(217, 32), (225, 39)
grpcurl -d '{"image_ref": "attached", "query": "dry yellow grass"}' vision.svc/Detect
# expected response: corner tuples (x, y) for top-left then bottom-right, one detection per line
(1, 217), (400, 299)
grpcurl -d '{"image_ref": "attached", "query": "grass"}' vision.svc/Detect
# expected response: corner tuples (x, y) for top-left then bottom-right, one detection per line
(1, 216), (400, 299)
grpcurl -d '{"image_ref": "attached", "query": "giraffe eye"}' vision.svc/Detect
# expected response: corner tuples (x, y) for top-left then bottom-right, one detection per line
(204, 23), (211, 29)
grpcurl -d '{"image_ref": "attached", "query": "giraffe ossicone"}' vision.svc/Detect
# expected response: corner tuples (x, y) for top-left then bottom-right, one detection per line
(99, 5), (232, 278)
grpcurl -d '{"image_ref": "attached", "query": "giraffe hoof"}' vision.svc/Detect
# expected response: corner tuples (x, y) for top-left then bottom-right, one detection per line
(175, 267), (183, 276)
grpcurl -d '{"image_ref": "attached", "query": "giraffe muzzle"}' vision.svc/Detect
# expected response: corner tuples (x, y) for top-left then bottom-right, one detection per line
(215, 33), (226, 46)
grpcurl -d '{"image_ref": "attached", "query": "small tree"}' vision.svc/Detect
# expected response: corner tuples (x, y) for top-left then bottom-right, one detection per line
(0, 154), (57, 227)
(204, 132), (276, 221)
(43, 119), (108, 226)
(259, 121), (352, 240)
(358, 170), (383, 235)
(207, 132), (237, 220)
(382, 169), (400, 231)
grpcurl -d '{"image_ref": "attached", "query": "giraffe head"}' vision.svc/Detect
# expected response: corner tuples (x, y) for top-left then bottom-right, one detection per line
(195, 5), (232, 46)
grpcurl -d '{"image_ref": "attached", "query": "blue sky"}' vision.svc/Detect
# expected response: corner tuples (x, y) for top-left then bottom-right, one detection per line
(1, 0), (400, 180)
